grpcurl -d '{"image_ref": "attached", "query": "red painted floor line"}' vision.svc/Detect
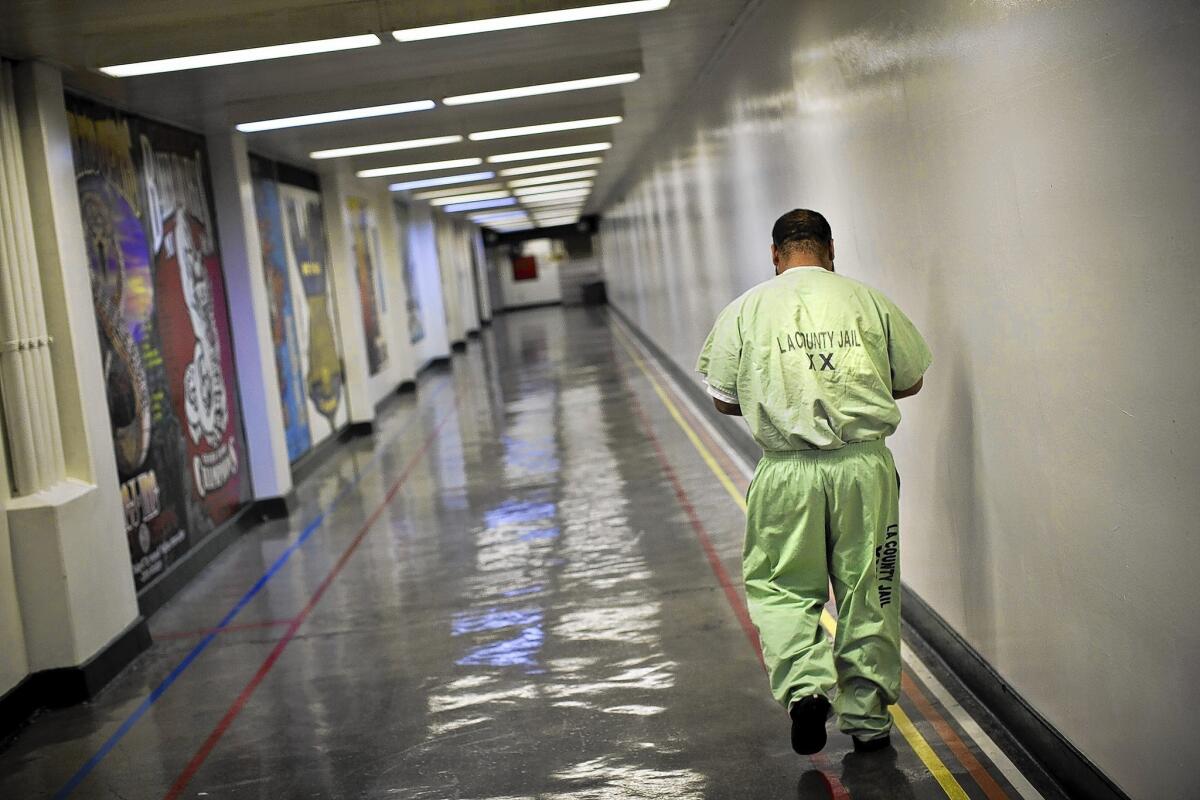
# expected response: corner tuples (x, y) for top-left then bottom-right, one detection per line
(152, 619), (295, 640)
(162, 404), (457, 800)
(617, 357), (851, 800)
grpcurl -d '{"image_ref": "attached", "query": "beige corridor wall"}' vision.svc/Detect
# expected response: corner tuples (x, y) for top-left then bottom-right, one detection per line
(597, 1), (1200, 797)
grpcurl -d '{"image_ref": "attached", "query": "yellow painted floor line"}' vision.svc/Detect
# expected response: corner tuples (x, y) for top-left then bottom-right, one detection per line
(611, 321), (971, 800)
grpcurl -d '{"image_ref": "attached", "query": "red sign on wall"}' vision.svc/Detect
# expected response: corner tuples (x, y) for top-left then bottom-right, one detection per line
(512, 255), (538, 282)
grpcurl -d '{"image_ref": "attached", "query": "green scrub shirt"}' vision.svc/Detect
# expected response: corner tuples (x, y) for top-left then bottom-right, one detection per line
(696, 267), (931, 452)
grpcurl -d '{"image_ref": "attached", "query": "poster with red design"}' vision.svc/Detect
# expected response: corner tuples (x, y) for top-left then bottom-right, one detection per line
(346, 196), (388, 375)
(66, 93), (250, 590)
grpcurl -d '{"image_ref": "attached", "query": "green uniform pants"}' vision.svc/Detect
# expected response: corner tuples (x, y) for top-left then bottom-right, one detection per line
(744, 439), (901, 739)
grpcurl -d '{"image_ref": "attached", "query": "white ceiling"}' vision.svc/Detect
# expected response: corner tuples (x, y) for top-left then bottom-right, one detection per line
(0, 0), (752, 216)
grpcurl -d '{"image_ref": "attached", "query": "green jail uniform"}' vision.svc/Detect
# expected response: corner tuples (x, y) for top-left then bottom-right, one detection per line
(696, 266), (931, 739)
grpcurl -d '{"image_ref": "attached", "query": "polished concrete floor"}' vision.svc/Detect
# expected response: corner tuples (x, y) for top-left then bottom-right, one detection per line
(0, 307), (1064, 799)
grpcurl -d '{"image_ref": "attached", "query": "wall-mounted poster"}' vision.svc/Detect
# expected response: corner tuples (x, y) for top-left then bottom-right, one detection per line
(66, 93), (249, 591)
(346, 196), (388, 375)
(394, 203), (425, 345)
(251, 164), (309, 461)
(250, 158), (347, 459)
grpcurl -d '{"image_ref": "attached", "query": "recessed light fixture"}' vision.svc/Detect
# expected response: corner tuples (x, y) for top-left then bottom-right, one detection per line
(513, 180), (593, 196)
(537, 217), (580, 227)
(444, 73), (640, 106)
(507, 170), (597, 187)
(237, 100), (435, 132)
(469, 115), (621, 141)
(445, 197), (519, 213)
(390, 171), (496, 191)
(310, 135), (462, 160)
(498, 157), (603, 176)
(530, 203), (585, 212)
(517, 188), (591, 203)
(358, 158), (483, 178)
(470, 211), (529, 223)
(101, 34), (382, 77)
(430, 191), (512, 207)
(487, 142), (611, 164)
(393, 1), (670, 41)
(413, 183), (503, 200)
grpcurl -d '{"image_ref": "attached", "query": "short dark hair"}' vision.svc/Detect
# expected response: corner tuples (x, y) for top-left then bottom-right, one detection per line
(772, 209), (832, 256)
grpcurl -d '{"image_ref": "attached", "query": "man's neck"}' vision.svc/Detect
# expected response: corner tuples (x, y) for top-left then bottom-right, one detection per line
(778, 261), (833, 274)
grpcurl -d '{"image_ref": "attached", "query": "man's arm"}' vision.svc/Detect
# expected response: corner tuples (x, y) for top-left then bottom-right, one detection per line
(713, 397), (742, 416)
(893, 376), (923, 400)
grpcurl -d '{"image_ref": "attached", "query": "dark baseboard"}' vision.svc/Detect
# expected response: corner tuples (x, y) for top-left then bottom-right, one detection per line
(608, 302), (1129, 800)
(497, 300), (563, 313)
(137, 503), (260, 617)
(347, 420), (374, 437)
(0, 617), (151, 743)
(902, 588), (1130, 800)
(418, 356), (451, 374)
(249, 490), (295, 521)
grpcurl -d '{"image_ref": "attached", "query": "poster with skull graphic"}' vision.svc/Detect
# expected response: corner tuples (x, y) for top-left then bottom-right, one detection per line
(66, 93), (249, 591)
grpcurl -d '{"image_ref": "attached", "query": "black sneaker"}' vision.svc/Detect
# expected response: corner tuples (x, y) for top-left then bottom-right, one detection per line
(789, 695), (832, 755)
(851, 733), (892, 753)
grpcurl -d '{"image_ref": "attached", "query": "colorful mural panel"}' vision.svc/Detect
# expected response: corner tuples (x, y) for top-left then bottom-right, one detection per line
(347, 196), (388, 375)
(67, 93), (250, 590)
(250, 158), (347, 456)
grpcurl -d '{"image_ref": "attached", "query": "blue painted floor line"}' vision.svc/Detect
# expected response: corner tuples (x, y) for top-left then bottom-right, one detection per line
(53, 378), (450, 800)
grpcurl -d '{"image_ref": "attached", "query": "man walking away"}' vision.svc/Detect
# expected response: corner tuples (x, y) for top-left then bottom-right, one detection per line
(696, 209), (931, 754)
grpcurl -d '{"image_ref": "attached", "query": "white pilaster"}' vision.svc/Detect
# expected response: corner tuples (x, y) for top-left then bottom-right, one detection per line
(10, 60), (138, 668)
(318, 162), (374, 427)
(205, 128), (293, 500)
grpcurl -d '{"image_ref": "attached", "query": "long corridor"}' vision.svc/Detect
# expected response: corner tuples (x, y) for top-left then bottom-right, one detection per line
(1, 308), (1060, 800)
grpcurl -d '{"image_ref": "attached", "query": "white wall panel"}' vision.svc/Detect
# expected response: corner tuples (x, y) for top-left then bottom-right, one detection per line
(598, 2), (1200, 797)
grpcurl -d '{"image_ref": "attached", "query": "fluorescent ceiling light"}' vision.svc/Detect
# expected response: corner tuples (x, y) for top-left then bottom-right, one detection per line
(101, 34), (381, 77)
(358, 158), (482, 178)
(499, 157), (603, 176)
(469, 115), (621, 141)
(537, 218), (580, 227)
(430, 191), (511, 207)
(488, 142), (611, 164)
(508, 170), (597, 187)
(237, 100), (434, 132)
(513, 180), (593, 196)
(310, 135), (462, 160)
(530, 204), (585, 214)
(393, 1), (670, 41)
(414, 183), (503, 200)
(471, 212), (529, 223)
(522, 202), (588, 214)
(490, 222), (536, 231)
(390, 171), (495, 191)
(444, 73), (640, 106)
(517, 188), (591, 203)
(445, 197), (518, 213)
